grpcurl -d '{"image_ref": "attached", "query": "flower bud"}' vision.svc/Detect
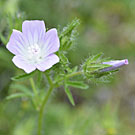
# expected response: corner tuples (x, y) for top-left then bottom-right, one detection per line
(101, 59), (128, 72)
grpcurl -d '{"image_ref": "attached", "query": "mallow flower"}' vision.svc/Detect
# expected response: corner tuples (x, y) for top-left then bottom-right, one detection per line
(6, 20), (60, 73)
(101, 59), (129, 72)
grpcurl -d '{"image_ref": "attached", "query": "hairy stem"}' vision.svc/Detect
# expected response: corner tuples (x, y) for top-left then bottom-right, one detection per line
(37, 71), (83, 135)
(38, 85), (53, 135)
(38, 73), (53, 135)
(55, 71), (83, 87)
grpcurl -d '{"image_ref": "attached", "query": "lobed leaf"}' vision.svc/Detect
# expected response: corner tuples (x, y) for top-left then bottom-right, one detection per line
(6, 93), (29, 100)
(59, 53), (69, 64)
(66, 81), (89, 89)
(10, 84), (33, 96)
(65, 85), (75, 106)
(11, 71), (36, 81)
(59, 18), (80, 51)
(59, 18), (80, 39)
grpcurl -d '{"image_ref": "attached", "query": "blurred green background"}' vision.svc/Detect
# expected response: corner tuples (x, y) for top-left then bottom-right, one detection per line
(0, 0), (134, 135)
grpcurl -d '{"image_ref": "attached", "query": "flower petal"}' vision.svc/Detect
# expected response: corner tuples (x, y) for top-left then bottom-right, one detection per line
(36, 54), (59, 71)
(43, 28), (60, 56)
(12, 55), (36, 73)
(22, 20), (46, 45)
(6, 30), (28, 55)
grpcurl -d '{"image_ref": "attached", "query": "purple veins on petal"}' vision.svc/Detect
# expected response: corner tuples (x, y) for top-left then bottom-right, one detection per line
(12, 55), (36, 73)
(6, 30), (27, 55)
(101, 59), (129, 72)
(43, 28), (60, 57)
(22, 20), (46, 46)
(6, 20), (60, 73)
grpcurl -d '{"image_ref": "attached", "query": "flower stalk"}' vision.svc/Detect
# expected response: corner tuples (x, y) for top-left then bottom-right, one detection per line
(38, 73), (54, 135)
(30, 78), (38, 95)
(37, 71), (83, 135)
(38, 85), (54, 135)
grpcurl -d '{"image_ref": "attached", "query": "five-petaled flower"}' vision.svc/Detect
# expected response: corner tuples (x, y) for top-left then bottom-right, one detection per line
(6, 20), (60, 73)
(101, 59), (129, 72)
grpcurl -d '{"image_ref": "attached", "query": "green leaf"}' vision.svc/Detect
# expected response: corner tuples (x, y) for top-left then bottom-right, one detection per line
(10, 84), (33, 96)
(66, 81), (89, 89)
(0, 33), (7, 45)
(59, 53), (69, 64)
(72, 66), (78, 72)
(0, 49), (13, 68)
(11, 71), (36, 81)
(6, 93), (28, 100)
(65, 86), (75, 106)
(59, 18), (80, 51)
(59, 18), (80, 39)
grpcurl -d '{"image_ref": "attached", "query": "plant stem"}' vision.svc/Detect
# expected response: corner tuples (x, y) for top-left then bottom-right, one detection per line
(66, 71), (83, 78)
(30, 78), (38, 95)
(37, 71), (83, 135)
(37, 71), (42, 88)
(38, 85), (53, 135)
(45, 72), (53, 86)
(30, 78), (39, 110)
(38, 73), (54, 135)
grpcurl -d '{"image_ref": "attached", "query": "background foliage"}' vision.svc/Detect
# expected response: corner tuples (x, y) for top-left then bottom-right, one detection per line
(0, 0), (134, 135)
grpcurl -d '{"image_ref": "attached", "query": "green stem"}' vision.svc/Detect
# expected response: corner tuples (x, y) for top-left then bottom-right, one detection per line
(30, 78), (39, 110)
(37, 71), (83, 135)
(38, 85), (54, 135)
(30, 78), (38, 95)
(37, 71), (42, 89)
(66, 71), (83, 78)
(38, 73), (54, 135)
(45, 72), (53, 85)
(55, 71), (83, 87)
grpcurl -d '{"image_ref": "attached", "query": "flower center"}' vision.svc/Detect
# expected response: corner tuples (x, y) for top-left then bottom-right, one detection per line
(28, 44), (40, 54)
(27, 44), (42, 64)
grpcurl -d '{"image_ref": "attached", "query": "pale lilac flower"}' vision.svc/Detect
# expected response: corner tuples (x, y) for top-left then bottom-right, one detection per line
(101, 59), (128, 72)
(6, 20), (60, 73)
